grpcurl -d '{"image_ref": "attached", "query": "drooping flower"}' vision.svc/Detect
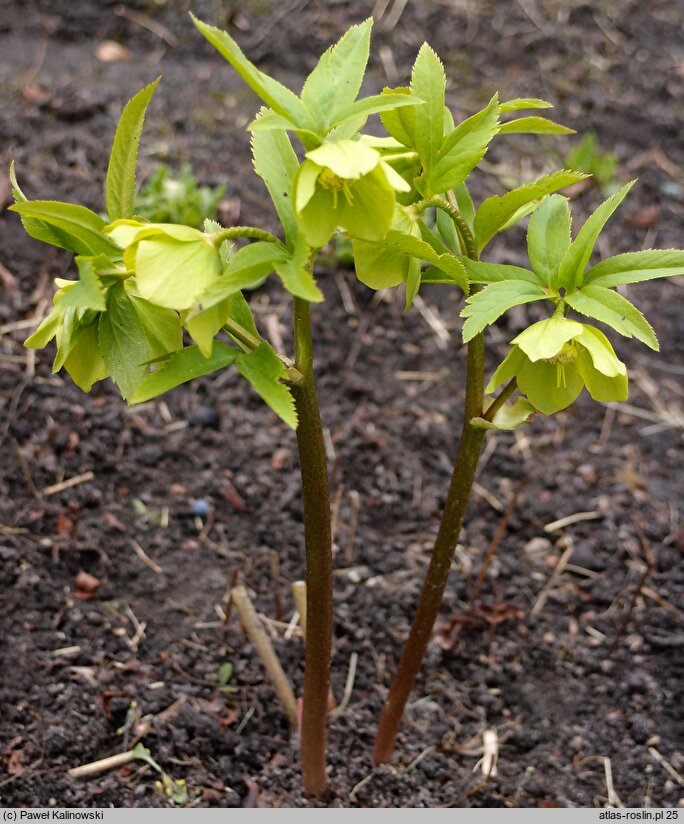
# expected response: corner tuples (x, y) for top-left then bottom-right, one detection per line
(487, 317), (628, 415)
(105, 220), (222, 311)
(293, 139), (410, 248)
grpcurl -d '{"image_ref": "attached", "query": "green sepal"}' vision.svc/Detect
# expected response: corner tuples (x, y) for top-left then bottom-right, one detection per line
(63, 323), (109, 392)
(565, 285), (659, 350)
(461, 280), (548, 342)
(105, 78), (160, 222)
(235, 343), (298, 429)
(512, 317), (584, 361)
(353, 206), (421, 290)
(131, 342), (239, 403)
(98, 282), (182, 401)
(473, 169), (589, 252)
(471, 396), (536, 430)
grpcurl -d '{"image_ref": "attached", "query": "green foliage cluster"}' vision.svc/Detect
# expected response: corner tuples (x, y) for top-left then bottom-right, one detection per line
(11, 14), (684, 796)
(134, 164), (226, 229)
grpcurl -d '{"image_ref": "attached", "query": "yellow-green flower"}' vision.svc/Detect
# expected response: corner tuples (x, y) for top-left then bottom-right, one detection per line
(487, 317), (628, 415)
(293, 139), (410, 248)
(105, 220), (222, 311)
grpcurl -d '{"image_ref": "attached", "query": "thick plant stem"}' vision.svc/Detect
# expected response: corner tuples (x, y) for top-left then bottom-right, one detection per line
(373, 331), (486, 765)
(291, 296), (333, 798)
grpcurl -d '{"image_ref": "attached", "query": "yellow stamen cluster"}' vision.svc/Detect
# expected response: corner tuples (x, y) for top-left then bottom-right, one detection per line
(318, 168), (354, 208)
(547, 342), (578, 388)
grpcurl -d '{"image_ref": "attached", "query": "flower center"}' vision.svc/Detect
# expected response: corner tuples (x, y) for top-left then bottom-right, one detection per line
(546, 342), (578, 388)
(318, 168), (354, 208)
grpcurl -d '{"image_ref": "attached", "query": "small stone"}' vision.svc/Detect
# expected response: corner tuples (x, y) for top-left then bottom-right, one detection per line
(191, 499), (209, 517)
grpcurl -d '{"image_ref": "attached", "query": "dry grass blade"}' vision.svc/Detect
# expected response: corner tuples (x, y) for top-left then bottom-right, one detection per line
(231, 585), (298, 727)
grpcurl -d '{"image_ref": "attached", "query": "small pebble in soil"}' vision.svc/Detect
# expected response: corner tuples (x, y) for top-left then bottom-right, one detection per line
(189, 405), (220, 428)
(191, 499), (209, 517)
(569, 543), (605, 571)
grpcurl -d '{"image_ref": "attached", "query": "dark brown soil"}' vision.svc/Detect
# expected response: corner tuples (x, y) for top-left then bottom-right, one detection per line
(1, 0), (683, 809)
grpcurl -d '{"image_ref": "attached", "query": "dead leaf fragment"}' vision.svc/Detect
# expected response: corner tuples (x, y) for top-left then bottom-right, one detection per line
(74, 571), (101, 600)
(95, 40), (132, 63)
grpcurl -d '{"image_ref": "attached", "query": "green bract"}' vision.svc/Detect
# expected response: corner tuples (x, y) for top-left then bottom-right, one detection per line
(293, 139), (410, 247)
(486, 317), (628, 415)
(105, 220), (222, 311)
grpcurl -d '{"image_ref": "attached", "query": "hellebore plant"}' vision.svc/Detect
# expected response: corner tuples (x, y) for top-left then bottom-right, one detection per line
(13, 15), (684, 799)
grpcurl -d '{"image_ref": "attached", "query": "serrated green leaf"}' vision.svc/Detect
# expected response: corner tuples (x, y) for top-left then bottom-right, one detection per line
(558, 181), (635, 290)
(222, 241), (288, 293)
(473, 169), (589, 252)
(98, 282), (182, 400)
(131, 342), (239, 403)
(498, 116), (574, 135)
(565, 284), (658, 349)
(236, 343), (297, 429)
(10, 200), (119, 257)
(251, 119), (299, 248)
(382, 229), (468, 291)
(498, 98), (553, 113)
(404, 258), (421, 309)
(24, 306), (62, 349)
(227, 291), (259, 340)
(300, 18), (372, 132)
(333, 93), (421, 129)
(584, 249), (684, 288)
(461, 280), (547, 342)
(274, 258), (323, 302)
(410, 44), (446, 181)
(54, 257), (107, 311)
(248, 109), (298, 132)
(430, 96), (499, 195)
(527, 195), (571, 289)
(460, 259), (541, 286)
(380, 87), (416, 147)
(191, 15), (311, 129)
(106, 78), (160, 222)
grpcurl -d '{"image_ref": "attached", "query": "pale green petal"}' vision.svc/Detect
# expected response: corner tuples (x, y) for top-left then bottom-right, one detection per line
(135, 236), (221, 310)
(576, 349), (628, 403)
(294, 160), (322, 213)
(575, 325), (626, 377)
(297, 184), (339, 248)
(517, 357), (583, 414)
(338, 166), (395, 241)
(306, 139), (379, 179)
(512, 316), (584, 361)
(378, 159), (412, 192)
(105, 218), (149, 248)
(485, 346), (527, 393)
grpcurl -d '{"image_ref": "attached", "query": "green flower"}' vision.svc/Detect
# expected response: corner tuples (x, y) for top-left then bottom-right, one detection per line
(487, 317), (628, 415)
(293, 139), (410, 248)
(105, 220), (222, 311)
